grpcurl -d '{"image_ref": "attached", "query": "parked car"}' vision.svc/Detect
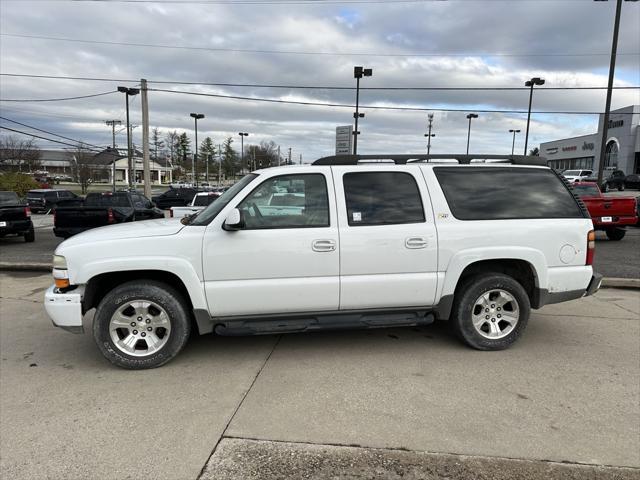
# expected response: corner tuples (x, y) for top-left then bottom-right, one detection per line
(0, 191), (34, 242)
(27, 189), (78, 213)
(572, 181), (638, 240)
(562, 169), (593, 183)
(53, 191), (164, 238)
(152, 188), (198, 209)
(44, 154), (603, 369)
(624, 174), (640, 190)
(170, 191), (221, 218)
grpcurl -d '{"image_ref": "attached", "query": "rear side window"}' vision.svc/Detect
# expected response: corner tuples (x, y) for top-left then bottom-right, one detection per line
(434, 167), (584, 220)
(343, 172), (425, 226)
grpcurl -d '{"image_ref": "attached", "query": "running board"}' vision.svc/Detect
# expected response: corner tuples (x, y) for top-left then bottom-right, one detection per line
(214, 309), (435, 336)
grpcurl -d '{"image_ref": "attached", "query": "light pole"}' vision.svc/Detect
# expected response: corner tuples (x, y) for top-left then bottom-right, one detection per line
(466, 113), (478, 155)
(238, 132), (248, 171)
(523, 77), (545, 155)
(424, 113), (435, 155)
(105, 119), (121, 191)
(509, 129), (521, 156)
(117, 86), (140, 188)
(190, 113), (204, 188)
(353, 66), (372, 155)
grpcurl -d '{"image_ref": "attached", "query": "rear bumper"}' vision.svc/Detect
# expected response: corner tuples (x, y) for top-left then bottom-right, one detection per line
(0, 219), (32, 235)
(592, 216), (638, 228)
(44, 284), (85, 333)
(53, 227), (89, 238)
(532, 272), (603, 308)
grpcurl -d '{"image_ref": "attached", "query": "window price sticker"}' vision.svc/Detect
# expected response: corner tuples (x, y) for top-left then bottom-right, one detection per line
(352, 212), (362, 222)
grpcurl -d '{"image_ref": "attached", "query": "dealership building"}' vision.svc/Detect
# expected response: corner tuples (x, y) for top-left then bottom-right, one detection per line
(540, 105), (639, 174)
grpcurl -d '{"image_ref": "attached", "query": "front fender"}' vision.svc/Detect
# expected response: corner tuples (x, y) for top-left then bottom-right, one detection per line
(71, 256), (208, 311)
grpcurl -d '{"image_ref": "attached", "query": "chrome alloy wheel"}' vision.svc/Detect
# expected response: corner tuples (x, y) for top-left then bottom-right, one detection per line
(109, 300), (172, 357)
(471, 289), (520, 340)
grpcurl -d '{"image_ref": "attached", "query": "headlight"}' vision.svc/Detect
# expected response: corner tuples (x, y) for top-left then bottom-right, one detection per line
(53, 255), (67, 270)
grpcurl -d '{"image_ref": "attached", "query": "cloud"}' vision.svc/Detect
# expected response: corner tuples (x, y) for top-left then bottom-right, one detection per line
(0, 0), (638, 160)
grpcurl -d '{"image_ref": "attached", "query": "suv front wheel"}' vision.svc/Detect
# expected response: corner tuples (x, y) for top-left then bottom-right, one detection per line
(93, 281), (191, 369)
(452, 274), (530, 351)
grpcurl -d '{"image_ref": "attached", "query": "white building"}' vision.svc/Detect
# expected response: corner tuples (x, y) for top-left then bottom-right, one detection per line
(540, 105), (640, 174)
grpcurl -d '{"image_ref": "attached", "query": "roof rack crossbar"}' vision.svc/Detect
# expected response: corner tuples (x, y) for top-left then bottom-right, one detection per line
(312, 154), (547, 167)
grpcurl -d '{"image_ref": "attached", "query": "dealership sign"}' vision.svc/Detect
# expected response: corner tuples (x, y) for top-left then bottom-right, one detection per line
(582, 142), (595, 151)
(335, 125), (353, 155)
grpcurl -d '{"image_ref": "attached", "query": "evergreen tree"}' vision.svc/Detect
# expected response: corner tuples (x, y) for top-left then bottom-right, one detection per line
(176, 132), (191, 166)
(199, 137), (215, 177)
(221, 137), (238, 179)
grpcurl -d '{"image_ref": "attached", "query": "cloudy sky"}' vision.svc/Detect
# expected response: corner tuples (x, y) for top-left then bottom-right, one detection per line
(1, 0), (639, 161)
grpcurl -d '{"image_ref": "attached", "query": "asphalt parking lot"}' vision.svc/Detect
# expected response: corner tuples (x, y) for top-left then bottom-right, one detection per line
(0, 271), (638, 479)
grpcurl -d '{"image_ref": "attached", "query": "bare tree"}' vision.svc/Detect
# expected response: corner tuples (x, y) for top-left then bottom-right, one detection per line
(71, 143), (99, 194)
(0, 135), (41, 172)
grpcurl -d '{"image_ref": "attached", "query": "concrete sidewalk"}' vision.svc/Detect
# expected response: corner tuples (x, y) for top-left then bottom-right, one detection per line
(0, 272), (638, 479)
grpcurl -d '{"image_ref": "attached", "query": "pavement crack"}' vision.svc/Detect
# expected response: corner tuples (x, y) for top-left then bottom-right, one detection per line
(196, 334), (282, 480)
(0, 296), (42, 304)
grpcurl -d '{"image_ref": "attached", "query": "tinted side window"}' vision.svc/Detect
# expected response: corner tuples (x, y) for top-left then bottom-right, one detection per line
(238, 174), (329, 229)
(343, 172), (425, 226)
(45, 192), (58, 201)
(434, 167), (585, 220)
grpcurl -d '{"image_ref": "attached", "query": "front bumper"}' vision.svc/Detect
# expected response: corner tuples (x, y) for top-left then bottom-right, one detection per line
(44, 284), (85, 333)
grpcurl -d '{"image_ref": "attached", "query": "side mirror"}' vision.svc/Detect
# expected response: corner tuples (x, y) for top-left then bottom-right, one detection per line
(222, 208), (244, 231)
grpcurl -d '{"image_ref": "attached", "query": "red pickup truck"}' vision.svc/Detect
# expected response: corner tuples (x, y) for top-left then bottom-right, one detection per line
(573, 181), (638, 240)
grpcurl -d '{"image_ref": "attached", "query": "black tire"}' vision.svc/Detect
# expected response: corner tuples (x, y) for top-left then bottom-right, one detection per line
(451, 273), (530, 351)
(24, 228), (35, 243)
(606, 228), (626, 241)
(93, 280), (191, 369)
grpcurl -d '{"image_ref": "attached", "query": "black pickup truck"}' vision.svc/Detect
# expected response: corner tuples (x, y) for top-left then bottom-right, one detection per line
(53, 191), (164, 238)
(0, 191), (35, 242)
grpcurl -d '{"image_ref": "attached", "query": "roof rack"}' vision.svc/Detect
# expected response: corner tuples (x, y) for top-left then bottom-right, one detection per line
(312, 154), (548, 166)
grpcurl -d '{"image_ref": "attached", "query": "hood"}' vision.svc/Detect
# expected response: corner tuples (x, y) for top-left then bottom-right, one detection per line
(59, 218), (185, 248)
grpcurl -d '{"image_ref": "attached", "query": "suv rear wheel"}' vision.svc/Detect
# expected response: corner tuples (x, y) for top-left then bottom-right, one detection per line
(451, 274), (530, 350)
(93, 281), (191, 369)
(606, 228), (626, 241)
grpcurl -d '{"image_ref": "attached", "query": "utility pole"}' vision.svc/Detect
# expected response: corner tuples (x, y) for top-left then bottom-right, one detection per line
(299, 153), (302, 165)
(141, 79), (151, 198)
(597, 0), (623, 185)
(424, 113), (435, 155)
(218, 143), (222, 186)
(105, 120), (121, 191)
(277, 145), (281, 166)
(523, 77), (545, 155)
(509, 129), (521, 156)
(288, 147), (292, 165)
(191, 113), (205, 188)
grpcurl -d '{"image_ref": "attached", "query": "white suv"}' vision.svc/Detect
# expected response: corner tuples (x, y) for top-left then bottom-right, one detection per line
(562, 169), (593, 183)
(45, 154), (602, 369)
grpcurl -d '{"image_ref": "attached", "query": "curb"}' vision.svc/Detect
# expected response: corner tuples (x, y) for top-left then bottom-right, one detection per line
(0, 262), (51, 272)
(601, 277), (640, 289)
(1, 263), (639, 289)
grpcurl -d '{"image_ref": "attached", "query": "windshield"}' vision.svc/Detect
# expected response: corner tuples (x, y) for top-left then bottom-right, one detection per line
(190, 174), (257, 225)
(0, 192), (20, 205)
(573, 184), (600, 197)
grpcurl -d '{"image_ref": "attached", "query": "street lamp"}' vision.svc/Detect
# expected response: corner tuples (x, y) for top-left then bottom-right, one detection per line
(117, 86), (140, 188)
(466, 113), (478, 155)
(509, 129), (521, 156)
(353, 66), (372, 155)
(523, 77), (545, 155)
(424, 113), (435, 155)
(238, 132), (248, 172)
(190, 113), (205, 188)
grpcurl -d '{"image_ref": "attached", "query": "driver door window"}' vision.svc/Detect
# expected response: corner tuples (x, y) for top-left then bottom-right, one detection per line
(237, 174), (329, 229)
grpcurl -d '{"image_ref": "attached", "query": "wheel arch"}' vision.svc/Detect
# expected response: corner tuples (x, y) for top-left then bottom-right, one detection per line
(437, 252), (544, 320)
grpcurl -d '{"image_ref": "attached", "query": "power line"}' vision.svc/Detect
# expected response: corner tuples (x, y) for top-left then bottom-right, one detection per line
(147, 87), (640, 115)
(0, 116), (104, 150)
(3, 33), (638, 58)
(1, 73), (638, 91)
(0, 90), (118, 102)
(0, 126), (102, 151)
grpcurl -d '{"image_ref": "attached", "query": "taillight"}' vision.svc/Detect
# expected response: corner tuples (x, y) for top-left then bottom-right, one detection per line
(24, 206), (31, 217)
(586, 230), (595, 265)
(107, 208), (115, 224)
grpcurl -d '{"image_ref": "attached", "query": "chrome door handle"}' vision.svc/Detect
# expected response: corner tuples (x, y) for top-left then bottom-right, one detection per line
(405, 237), (428, 249)
(312, 239), (336, 252)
